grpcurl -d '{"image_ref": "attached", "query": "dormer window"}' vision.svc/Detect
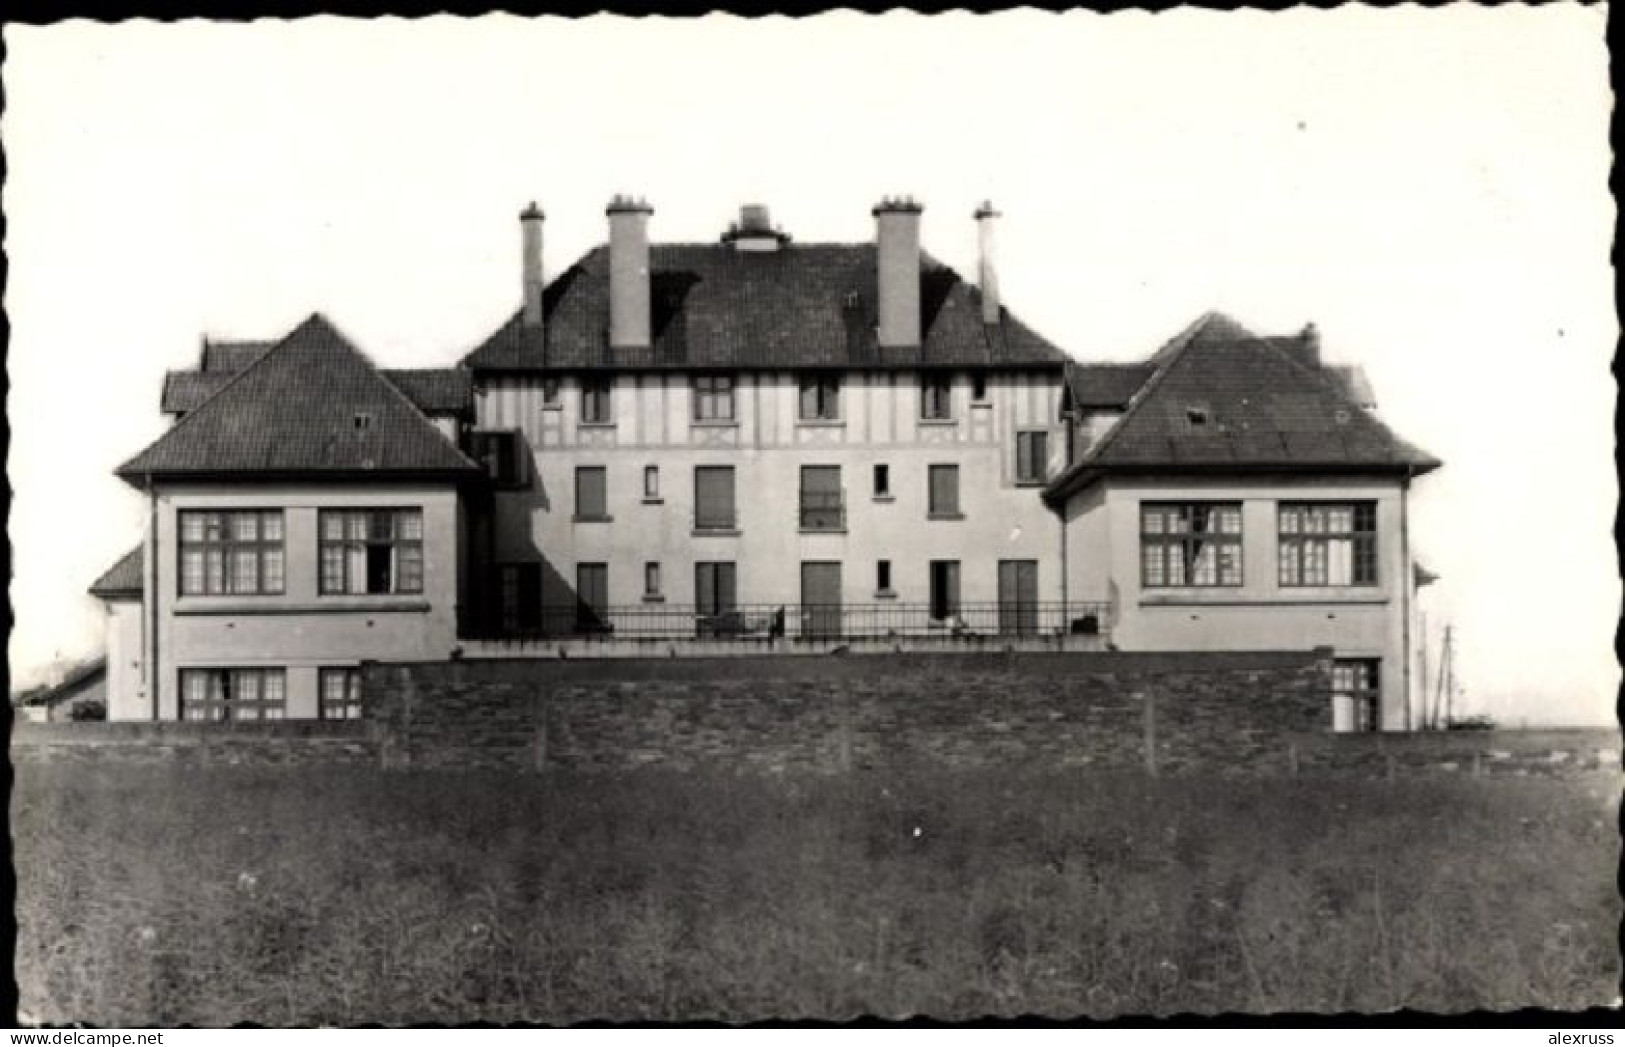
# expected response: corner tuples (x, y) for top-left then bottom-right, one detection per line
(353, 412), (373, 430)
(1185, 407), (1209, 427)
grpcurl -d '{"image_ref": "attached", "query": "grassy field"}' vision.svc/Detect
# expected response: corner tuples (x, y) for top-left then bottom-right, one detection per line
(13, 761), (1620, 1024)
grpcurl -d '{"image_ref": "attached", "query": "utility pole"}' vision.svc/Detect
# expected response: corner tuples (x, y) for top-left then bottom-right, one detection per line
(1417, 611), (1429, 731)
(1433, 626), (1453, 730)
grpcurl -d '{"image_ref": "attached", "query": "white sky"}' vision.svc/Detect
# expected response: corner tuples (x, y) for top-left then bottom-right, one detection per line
(4, 8), (1616, 724)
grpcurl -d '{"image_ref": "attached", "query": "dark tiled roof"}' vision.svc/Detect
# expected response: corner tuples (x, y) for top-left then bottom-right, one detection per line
(1044, 313), (1440, 501)
(162, 367), (472, 415)
(119, 314), (481, 482)
(89, 544), (144, 598)
(202, 340), (276, 372)
(462, 244), (1070, 372)
(18, 658), (107, 708)
(1062, 363), (1156, 409)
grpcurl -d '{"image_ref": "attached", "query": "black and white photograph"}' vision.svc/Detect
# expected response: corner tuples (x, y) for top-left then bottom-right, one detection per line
(5, 6), (1617, 1025)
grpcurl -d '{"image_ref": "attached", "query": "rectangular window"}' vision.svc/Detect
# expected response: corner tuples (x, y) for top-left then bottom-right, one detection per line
(971, 370), (989, 403)
(643, 465), (660, 500)
(467, 430), (525, 487)
(575, 466), (608, 520)
(542, 377), (562, 407)
(318, 667), (363, 721)
(921, 374), (954, 420)
(1141, 502), (1243, 588)
(497, 563), (541, 633)
(581, 377), (613, 423)
(876, 560), (892, 593)
(873, 463), (891, 498)
(179, 668), (286, 723)
(1279, 502), (1379, 587)
(929, 560), (961, 621)
(575, 563), (609, 633)
(799, 465), (844, 531)
(1332, 658), (1381, 732)
(928, 464), (961, 518)
(178, 510), (284, 596)
(318, 509), (423, 595)
(692, 374), (736, 422)
(644, 562), (662, 598)
(1016, 431), (1050, 484)
(798, 374), (841, 420)
(694, 466), (737, 531)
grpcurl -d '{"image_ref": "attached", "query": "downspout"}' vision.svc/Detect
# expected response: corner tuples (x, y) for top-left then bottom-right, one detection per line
(147, 478), (161, 721)
(1398, 471), (1412, 732)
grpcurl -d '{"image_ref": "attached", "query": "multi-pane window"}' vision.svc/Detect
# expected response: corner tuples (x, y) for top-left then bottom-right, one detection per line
(928, 464), (961, 517)
(497, 563), (541, 633)
(1332, 658), (1380, 732)
(692, 374), (736, 422)
(179, 668), (286, 722)
(1016, 431), (1050, 484)
(1279, 503), (1378, 587)
(575, 467), (609, 520)
(694, 466), (737, 531)
(873, 463), (891, 498)
(921, 374), (954, 420)
(581, 377), (613, 423)
(318, 509), (424, 595)
(468, 431), (524, 487)
(800, 466), (844, 530)
(798, 375), (841, 420)
(318, 667), (363, 721)
(179, 510), (285, 596)
(1141, 502), (1243, 587)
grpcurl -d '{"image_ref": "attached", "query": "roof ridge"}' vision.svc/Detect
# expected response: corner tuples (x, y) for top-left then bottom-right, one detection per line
(131, 317), (325, 471)
(1071, 311), (1243, 469)
(363, 349), (483, 471)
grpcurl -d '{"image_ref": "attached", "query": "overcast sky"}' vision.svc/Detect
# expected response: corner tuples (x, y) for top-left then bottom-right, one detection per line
(4, 7), (1614, 723)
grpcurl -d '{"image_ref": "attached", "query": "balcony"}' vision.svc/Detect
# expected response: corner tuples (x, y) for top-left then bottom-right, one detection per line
(460, 600), (1112, 648)
(798, 490), (846, 532)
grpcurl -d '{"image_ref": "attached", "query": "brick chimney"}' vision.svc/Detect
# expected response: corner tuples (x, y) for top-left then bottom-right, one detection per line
(974, 200), (1001, 325)
(1300, 322), (1321, 366)
(520, 202), (545, 330)
(607, 194), (654, 349)
(873, 196), (923, 348)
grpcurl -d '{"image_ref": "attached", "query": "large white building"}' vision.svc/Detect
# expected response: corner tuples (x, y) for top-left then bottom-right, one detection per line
(89, 195), (1441, 730)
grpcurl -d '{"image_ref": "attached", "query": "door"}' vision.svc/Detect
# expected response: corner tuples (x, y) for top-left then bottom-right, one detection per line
(929, 560), (961, 623)
(575, 563), (609, 634)
(696, 562), (739, 637)
(801, 561), (842, 639)
(998, 560), (1039, 636)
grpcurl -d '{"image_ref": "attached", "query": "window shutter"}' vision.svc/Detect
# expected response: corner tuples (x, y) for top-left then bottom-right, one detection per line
(695, 467), (735, 529)
(929, 465), (958, 514)
(576, 467), (607, 518)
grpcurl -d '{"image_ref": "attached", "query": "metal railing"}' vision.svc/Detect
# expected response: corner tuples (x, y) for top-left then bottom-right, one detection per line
(798, 490), (846, 531)
(461, 601), (1112, 642)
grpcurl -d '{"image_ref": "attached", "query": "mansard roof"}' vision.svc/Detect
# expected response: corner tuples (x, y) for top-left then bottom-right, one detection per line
(88, 544), (144, 599)
(118, 314), (481, 484)
(461, 244), (1071, 373)
(1044, 312), (1441, 503)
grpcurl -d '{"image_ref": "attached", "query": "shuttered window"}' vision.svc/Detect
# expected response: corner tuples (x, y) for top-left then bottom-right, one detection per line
(928, 464), (961, 517)
(575, 467), (608, 520)
(694, 466), (736, 530)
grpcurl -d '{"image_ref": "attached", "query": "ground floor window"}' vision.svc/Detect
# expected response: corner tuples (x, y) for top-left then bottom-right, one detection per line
(1331, 658), (1380, 733)
(319, 668), (364, 720)
(179, 668), (286, 722)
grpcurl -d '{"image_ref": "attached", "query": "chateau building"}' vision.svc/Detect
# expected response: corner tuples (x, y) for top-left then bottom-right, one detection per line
(89, 196), (1440, 731)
